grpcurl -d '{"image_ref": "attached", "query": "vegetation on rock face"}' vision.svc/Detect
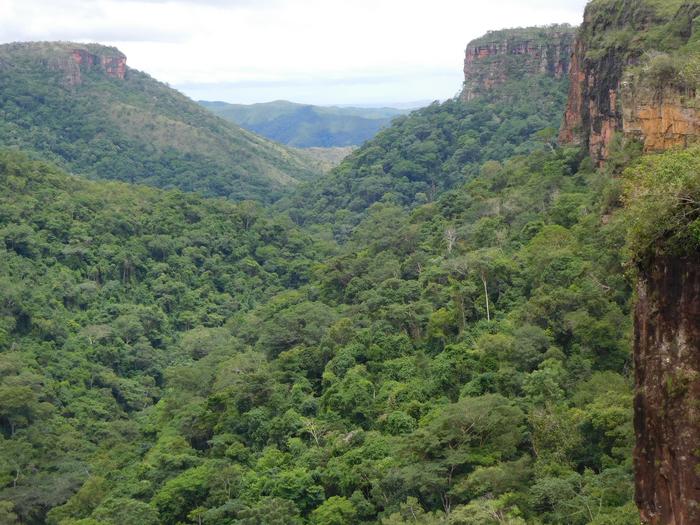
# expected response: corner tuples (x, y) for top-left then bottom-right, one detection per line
(200, 100), (409, 148)
(622, 146), (700, 263)
(0, 43), (322, 203)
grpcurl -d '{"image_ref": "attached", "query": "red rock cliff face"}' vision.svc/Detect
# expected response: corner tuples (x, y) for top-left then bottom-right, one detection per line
(71, 49), (126, 81)
(460, 26), (575, 101)
(634, 254), (700, 525)
(48, 46), (127, 86)
(622, 84), (700, 154)
(560, 1), (700, 164)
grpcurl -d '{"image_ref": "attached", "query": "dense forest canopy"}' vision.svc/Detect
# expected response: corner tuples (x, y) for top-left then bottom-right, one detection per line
(2, 2), (700, 523)
(279, 75), (570, 239)
(0, 130), (644, 525)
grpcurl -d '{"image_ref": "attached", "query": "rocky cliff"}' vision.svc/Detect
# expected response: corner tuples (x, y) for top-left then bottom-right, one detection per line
(0, 42), (126, 86)
(575, 2), (700, 523)
(69, 47), (126, 82)
(460, 25), (576, 101)
(634, 254), (700, 525)
(560, 0), (700, 163)
(621, 72), (700, 154)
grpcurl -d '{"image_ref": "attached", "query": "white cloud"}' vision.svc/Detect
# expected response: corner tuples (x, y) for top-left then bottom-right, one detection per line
(0, 0), (588, 105)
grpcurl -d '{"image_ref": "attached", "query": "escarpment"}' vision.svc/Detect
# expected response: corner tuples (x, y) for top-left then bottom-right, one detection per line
(68, 47), (127, 83)
(0, 42), (127, 86)
(634, 254), (700, 525)
(621, 75), (700, 154)
(560, 0), (700, 163)
(460, 25), (575, 101)
(565, 2), (700, 523)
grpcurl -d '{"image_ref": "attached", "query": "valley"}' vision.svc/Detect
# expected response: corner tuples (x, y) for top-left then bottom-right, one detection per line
(1, 1), (699, 524)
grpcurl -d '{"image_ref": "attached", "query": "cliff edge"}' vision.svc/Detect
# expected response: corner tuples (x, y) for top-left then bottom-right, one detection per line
(560, 0), (700, 164)
(461, 25), (576, 101)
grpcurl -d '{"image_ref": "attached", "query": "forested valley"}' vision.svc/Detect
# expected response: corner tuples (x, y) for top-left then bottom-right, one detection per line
(2, 1), (700, 524)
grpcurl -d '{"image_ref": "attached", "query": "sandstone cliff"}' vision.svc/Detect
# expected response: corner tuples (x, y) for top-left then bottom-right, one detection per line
(560, 0), (700, 163)
(461, 25), (575, 101)
(634, 254), (700, 525)
(569, 2), (700, 523)
(49, 44), (126, 86)
(0, 42), (127, 87)
(69, 47), (126, 83)
(622, 73), (700, 154)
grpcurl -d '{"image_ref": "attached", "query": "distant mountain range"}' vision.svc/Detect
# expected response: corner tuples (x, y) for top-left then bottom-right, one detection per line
(199, 100), (414, 148)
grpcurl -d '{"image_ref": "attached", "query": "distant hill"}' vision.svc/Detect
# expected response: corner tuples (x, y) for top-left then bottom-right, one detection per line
(278, 26), (576, 236)
(0, 42), (322, 202)
(199, 100), (411, 147)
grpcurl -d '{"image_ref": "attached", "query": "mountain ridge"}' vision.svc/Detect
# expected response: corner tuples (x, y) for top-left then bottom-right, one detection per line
(0, 41), (322, 202)
(199, 99), (410, 148)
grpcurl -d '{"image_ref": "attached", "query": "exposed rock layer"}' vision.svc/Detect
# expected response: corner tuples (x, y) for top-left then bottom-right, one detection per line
(622, 86), (700, 153)
(0, 42), (127, 87)
(70, 48), (126, 82)
(560, 0), (700, 163)
(634, 254), (700, 525)
(461, 26), (575, 101)
(55, 47), (126, 86)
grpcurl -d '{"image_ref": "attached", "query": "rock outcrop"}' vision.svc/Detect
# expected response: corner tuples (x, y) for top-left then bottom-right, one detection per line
(560, 0), (700, 164)
(634, 254), (700, 525)
(461, 25), (575, 101)
(622, 83), (700, 154)
(0, 42), (127, 86)
(562, 3), (700, 523)
(53, 45), (126, 86)
(70, 48), (126, 82)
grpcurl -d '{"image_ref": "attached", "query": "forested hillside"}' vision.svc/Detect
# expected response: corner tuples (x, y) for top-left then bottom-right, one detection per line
(200, 100), (408, 148)
(0, 134), (642, 525)
(0, 150), (330, 523)
(280, 74), (570, 238)
(2, 3), (700, 523)
(0, 43), (321, 203)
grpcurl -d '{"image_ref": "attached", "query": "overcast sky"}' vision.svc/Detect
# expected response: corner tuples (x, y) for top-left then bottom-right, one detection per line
(1, 0), (588, 106)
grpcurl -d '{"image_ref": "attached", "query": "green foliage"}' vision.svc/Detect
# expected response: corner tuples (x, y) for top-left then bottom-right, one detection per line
(622, 146), (700, 262)
(0, 43), (321, 203)
(279, 73), (571, 238)
(0, 150), (320, 523)
(0, 24), (651, 524)
(0, 135), (638, 524)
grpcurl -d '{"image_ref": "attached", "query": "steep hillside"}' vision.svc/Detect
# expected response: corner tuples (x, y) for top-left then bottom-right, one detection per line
(199, 100), (408, 148)
(280, 26), (574, 238)
(0, 42), (322, 202)
(560, 0), (700, 163)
